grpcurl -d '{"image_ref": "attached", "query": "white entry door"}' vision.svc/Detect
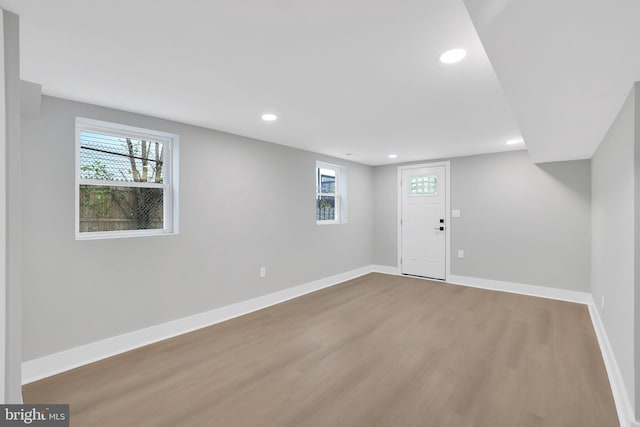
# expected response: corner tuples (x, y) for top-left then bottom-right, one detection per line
(401, 165), (446, 279)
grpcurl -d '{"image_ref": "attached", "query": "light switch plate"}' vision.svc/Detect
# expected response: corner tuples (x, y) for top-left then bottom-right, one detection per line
(452, 209), (461, 218)
(458, 250), (464, 259)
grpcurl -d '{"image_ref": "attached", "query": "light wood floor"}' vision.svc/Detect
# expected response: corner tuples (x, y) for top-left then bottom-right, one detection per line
(23, 273), (618, 427)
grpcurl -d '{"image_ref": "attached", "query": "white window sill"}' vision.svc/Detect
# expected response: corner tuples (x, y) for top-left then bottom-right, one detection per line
(75, 230), (178, 240)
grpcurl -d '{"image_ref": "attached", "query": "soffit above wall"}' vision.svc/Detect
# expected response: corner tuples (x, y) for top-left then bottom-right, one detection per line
(463, 0), (640, 163)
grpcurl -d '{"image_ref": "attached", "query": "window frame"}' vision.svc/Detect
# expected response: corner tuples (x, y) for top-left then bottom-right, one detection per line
(315, 161), (343, 225)
(75, 117), (179, 240)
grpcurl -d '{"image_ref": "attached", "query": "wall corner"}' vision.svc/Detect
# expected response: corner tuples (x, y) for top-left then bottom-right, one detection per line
(634, 80), (640, 422)
(3, 9), (21, 403)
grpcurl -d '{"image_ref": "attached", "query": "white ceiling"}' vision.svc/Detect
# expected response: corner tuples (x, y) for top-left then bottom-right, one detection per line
(463, 0), (640, 163)
(3, 1), (639, 165)
(0, 0), (526, 165)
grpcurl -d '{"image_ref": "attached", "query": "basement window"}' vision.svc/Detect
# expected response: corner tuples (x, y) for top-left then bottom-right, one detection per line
(316, 162), (347, 224)
(75, 117), (179, 239)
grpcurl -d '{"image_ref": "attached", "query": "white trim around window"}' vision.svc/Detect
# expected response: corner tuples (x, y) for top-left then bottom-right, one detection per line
(315, 161), (347, 225)
(75, 117), (179, 240)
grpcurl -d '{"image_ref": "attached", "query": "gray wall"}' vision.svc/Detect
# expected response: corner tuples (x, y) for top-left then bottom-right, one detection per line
(372, 164), (398, 266)
(21, 96), (373, 361)
(3, 10), (21, 403)
(373, 150), (591, 292)
(591, 83), (636, 416)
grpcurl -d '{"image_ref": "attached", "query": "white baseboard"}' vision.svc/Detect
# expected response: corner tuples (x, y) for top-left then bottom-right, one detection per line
(372, 269), (592, 306)
(371, 264), (400, 275)
(446, 274), (592, 304)
(22, 267), (639, 427)
(22, 265), (375, 385)
(587, 296), (637, 427)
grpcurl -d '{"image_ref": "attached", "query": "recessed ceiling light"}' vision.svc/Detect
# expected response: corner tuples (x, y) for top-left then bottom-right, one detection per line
(261, 113), (277, 121)
(505, 138), (524, 145)
(388, 154), (398, 159)
(439, 48), (467, 64)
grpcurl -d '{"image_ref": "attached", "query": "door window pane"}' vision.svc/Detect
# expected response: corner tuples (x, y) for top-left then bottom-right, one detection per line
(409, 175), (438, 196)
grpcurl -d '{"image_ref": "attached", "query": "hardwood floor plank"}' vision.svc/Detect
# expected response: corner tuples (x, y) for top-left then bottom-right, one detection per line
(23, 273), (619, 426)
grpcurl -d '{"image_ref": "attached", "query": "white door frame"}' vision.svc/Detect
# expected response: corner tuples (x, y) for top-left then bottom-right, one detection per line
(397, 161), (451, 280)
